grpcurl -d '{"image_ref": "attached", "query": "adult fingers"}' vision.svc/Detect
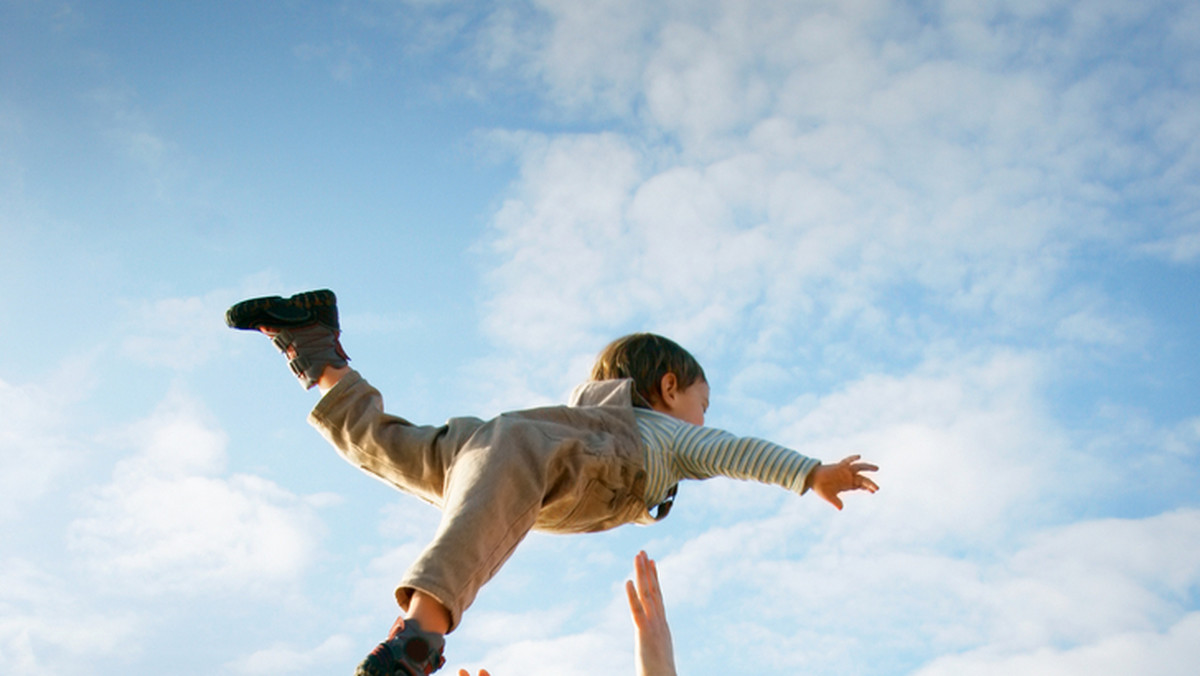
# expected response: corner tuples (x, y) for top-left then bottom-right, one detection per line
(635, 552), (657, 597)
(626, 579), (649, 628)
(643, 558), (665, 614)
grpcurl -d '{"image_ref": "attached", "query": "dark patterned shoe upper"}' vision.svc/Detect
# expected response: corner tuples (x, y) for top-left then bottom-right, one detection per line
(226, 289), (348, 389)
(355, 618), (446, 676)
(225, 289), (340, 331)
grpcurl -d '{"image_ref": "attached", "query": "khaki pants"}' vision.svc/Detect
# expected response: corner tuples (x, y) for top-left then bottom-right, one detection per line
(307, 370), (649, 631)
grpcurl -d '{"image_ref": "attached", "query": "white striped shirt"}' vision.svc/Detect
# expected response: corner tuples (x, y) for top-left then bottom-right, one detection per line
(634, 408), (821, 509)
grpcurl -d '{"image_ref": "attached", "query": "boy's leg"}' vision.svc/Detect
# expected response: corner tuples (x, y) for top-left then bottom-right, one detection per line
(310, 388), (568, 633)
(229, 290), (462, 674)
(308, 369), (482, 506)
(394, 417), (548, 632)
(311, 374), (485, 675)
(317, 365), (352, 393)
(227, 289), (471, 502)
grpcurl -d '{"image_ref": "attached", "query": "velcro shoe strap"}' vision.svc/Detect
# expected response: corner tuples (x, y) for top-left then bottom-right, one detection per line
(267, 325), (349, 390)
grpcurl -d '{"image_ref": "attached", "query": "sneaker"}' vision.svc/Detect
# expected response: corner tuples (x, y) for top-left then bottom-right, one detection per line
(225, 289), (340, 331)
(355, 617), (446, 676)
(226, 289), (349, 389)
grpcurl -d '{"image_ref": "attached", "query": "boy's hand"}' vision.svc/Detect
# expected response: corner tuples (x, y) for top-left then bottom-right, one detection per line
(809, 454), (879, 510)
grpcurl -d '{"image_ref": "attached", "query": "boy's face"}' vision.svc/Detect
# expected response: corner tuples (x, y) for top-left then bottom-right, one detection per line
(659, 377), (710, 426)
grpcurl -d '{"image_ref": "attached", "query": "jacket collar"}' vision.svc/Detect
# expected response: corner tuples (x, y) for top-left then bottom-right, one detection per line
(568, 378), (638, 407)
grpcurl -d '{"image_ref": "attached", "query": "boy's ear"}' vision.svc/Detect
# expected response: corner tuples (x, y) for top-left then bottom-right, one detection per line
(658, 373), (679, 403)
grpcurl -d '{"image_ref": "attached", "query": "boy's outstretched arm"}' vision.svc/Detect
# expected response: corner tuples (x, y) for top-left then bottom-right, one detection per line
(808, 454), (879, 510)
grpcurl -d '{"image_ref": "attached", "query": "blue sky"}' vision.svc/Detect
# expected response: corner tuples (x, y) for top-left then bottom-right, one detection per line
(2, 1), (1198, 674)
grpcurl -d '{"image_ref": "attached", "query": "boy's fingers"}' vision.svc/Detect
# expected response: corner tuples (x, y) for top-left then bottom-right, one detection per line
(821, 489), (844, 510)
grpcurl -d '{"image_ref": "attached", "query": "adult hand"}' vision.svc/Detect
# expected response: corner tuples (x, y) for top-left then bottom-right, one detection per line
(626, 550), (678, 676)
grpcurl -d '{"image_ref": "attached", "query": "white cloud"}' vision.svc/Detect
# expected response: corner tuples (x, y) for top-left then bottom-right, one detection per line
(467, 0), (1198, 388)
(87, 86), (181, 199)
(463, 629), (630, 676)
(1139, 230), (1200, 263)
(481, 131), (645, 358)
(761, 350), (1072, 541)
(1054, 304), (1140, 348)
(648, 506), (1200, 676)
(68, 387), (324, 595)
(350, 499), (443, 603)
(462, 605), (580, 644)
(643, 20), (768, 144)
(120, 289), (244, 371)
(989, 510), (1200, 647)
(228, 633), (357, 675)
(526, 0), (654, 115)
(292, 41), (373, 84)
(913, 612), (1200, 676)
(120, 280), (315, 374)
(341, 547), (428, 651)
(0, 558), (138, 675)
(1162, 417), (1200, 457)
(0, 362), (93, 521)
(1075, 403), (1200, 498)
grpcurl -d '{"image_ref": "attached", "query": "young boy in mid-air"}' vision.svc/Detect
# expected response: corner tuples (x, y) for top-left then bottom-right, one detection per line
(226, 289), (879, 676)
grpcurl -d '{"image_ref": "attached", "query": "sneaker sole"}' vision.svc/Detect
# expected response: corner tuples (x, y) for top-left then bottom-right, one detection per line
(225, 289), (339, 330)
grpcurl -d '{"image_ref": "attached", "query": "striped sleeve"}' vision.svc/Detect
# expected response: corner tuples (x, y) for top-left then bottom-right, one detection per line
(635, 408), (821, 507)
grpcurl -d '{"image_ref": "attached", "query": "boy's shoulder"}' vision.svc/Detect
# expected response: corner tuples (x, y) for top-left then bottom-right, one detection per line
(568, 378), (637, 408)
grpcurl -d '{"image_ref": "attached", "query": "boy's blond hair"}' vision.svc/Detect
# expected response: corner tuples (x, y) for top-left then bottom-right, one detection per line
(589, 333), (707, 409)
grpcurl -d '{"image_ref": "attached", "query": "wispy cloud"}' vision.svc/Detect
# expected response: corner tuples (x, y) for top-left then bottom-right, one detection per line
(646, 505), (1200, 675)
(68, 387), (325, 595)
(120, 291), (240, 370)
(913, 611), (1200, 676)
(0, 558), (139, 673)
(0, 361), (95, 520)
(228, 633), (358, 675)
(293, 41), (373, 84)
